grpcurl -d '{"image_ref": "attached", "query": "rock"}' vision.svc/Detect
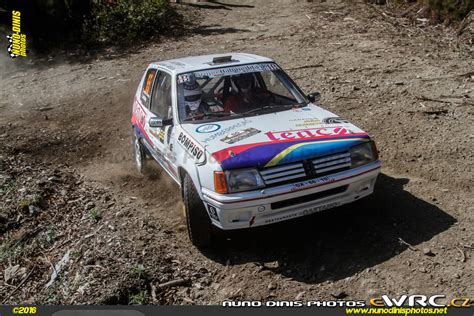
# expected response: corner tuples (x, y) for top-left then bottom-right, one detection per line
(295, 291), (306, 300)
(423, 248), (435, 256)
(46, 249), (71, 288)
(268, 282), (277, 290)
(28, 205), (41, 215)
(85, 202), (95, 210)
(4, 265), (20, 282)
(419, 267), (427, 273)
(394, 81), (404, 85)
(331, 290), (348, 299)
(263, 261), (279, 269)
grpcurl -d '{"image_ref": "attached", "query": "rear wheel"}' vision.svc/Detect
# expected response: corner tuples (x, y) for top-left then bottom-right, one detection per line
(183, 174), (213, 248)
(132, 132), (147, 174)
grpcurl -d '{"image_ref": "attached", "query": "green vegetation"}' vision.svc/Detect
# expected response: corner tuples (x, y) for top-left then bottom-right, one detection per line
(89, 209), (103, 222)
(18, 194), (43, 210)
(1, 0), (181, 51)
(128, 290), (148, 305)
(84, 0), (179, 45)
(130, 264), (147, 279)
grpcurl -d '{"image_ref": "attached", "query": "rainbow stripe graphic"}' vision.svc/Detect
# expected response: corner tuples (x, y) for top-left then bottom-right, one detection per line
(212, 133), (370, 170)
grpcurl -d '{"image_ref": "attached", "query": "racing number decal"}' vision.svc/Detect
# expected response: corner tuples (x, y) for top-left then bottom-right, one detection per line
(141, 69), (157, 105)
(144, 72), (154, 94)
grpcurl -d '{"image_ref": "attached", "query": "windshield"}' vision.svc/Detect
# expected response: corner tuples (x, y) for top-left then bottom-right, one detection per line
(176, 63), (307, 123)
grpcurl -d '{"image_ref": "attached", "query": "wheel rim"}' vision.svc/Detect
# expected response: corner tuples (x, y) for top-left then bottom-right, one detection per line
(134, 138), (142, 170)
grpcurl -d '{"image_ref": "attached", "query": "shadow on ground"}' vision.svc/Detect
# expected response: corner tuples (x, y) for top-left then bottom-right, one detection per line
(179, 1), (255, 10)
(203, 173), (456, 284)
(192, 24), (251, 35)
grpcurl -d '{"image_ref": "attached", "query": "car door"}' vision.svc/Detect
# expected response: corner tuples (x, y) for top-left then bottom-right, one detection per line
(145, 70), (179, 179)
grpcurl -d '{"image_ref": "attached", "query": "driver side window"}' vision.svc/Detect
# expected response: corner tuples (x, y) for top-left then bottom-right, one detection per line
(151, 71), (172, 119)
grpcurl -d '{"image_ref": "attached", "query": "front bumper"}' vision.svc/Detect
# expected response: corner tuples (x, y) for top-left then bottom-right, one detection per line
(201, 161), (381, 230)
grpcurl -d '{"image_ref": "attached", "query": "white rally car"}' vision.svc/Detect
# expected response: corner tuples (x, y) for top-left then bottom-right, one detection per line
(131, 53), (381, 248)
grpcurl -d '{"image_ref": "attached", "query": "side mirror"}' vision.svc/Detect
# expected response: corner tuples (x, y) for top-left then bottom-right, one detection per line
(307, 92), (321, 103)
(149, 117), (173, 128)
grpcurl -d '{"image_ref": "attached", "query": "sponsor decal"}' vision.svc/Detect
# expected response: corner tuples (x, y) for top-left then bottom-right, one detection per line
(323, 116), (350, 124)
(289, 117), (322, 127)
(220, 128), (261, 144)
(301, 201), (340, 216)
(194, 63), (280, 79)
(263, 201), (340, 224)
(196, 124), (221, 133)
(132, 99), (147, 128)
(266, 126), (352, 141)
(212, 133), (369, 169)
(7, 10), (27, 58)
(149, 127), (165, 143)
(177, 132), (204, 160)
(207, 205), (220, 222)
(264, 212), (299, 224)
(290, 175), (336, 192)
(202, 120), (251, 143)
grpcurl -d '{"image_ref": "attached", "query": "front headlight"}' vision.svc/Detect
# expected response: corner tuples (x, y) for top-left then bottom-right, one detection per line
(350, 141), (378, 168)
(225, 168), (265, 193)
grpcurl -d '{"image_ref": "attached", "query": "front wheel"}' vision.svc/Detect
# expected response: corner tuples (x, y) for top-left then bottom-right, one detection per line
(183, 174), (213, 248)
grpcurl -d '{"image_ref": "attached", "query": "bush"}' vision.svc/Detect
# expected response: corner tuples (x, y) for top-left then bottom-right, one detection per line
(83, 0), (180, 45)
(0, 0), (181, 51)
(427, 0), (473, 22)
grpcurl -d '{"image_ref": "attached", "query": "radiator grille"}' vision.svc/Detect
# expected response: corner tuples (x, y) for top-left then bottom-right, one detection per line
(260, 152), (351, 187)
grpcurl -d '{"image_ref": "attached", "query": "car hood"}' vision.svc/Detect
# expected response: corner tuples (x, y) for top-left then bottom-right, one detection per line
(181, 104), (370, 170)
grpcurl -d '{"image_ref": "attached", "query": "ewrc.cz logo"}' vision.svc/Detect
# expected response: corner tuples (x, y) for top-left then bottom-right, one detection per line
(370, 295), (471, 308)
(7, 10), (27, 58)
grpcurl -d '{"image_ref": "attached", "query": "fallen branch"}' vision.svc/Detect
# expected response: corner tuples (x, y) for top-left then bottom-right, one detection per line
(416, 95), (452, 104)
(398, 237), (419, 252)
(286, 64), (323, 71)
(456, 246), (466, 262)
(421, 71), (474, 81)
(422, 109), (449, 115)
(157, 278), (190, 289)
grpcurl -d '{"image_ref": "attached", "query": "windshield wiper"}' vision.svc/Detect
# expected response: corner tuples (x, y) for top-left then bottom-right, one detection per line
(241, 104), (294, 115)
(182, 111), (239, 122)
(291, 101), (309, 108)
(203, 112), (235, 117)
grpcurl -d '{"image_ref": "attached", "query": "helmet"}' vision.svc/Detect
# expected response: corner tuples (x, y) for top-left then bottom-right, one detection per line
(183, 78), (202, 112)
(232, 73), (254, 93)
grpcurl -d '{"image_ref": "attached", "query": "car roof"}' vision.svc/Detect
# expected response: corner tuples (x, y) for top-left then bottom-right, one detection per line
(150, 53), (274, 75)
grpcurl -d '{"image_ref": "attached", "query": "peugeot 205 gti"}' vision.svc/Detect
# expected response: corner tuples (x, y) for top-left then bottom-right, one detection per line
(131, 53), (381, 248)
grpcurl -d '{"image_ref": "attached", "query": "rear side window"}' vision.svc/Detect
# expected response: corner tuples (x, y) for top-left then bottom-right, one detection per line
(151, 72), (172, 119)
(141, 69), (157, 107)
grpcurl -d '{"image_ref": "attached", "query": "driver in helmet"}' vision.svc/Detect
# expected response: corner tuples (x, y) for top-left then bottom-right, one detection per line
(224, 73), (270, 113)
(183, 78), (205, 120)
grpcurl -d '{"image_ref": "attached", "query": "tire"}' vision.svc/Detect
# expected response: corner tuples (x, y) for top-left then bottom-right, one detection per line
(183, 174), (213, 248)
(132, 131), (147, 174)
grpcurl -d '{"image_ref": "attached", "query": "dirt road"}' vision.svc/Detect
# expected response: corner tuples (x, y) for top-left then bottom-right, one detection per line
(1, 0), (473, 304)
